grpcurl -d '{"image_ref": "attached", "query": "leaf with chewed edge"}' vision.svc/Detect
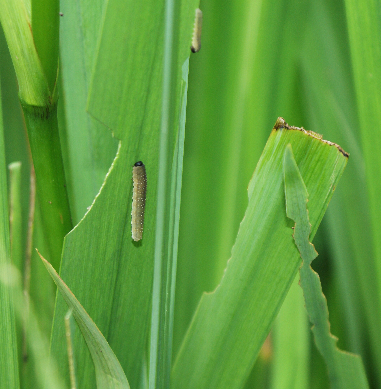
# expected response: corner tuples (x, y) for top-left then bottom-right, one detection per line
(171, 118), (350, 389)
(283, 144), (369, 389)
(38, 251), (129, 389)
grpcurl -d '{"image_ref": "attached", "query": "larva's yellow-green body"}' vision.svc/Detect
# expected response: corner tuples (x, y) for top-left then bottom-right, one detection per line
(191, 8), (202, 53)
(132, 161), (147, 241)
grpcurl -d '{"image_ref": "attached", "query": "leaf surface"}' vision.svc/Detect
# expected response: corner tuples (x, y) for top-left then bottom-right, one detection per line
(283, 144), (368, 389)
(172, 118), (348, 389)
(40, 252), (129, 389)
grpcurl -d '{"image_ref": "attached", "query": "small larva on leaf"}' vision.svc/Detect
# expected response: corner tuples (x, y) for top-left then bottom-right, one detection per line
(191, 8), (202, 53)
(132, 161), (147, 242)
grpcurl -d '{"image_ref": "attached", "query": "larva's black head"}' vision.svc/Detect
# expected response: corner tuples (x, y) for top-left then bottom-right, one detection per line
(134, 161), (144, 167)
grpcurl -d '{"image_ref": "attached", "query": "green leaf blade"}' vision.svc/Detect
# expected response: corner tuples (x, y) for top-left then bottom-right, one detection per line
(9, 161), (23, 271)
(51, 1), (194, 387)
(344, 1), (381, 380)
(0, 73), (20, 389)
(0, 0), (51, 105)
(39, 252), (130, 389)
(284, 144), (368, 388)
(172, 118), (348, 389)
(31, 0), (59, 95)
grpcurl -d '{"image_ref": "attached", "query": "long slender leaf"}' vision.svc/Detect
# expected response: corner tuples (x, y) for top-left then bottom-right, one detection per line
(0, 0), (50, 105)
(172, 119), (348, 389)
(0, 264), (64, 389)
(284, 144), (368, 388)
(0, 67), (19, 389)
(51, 1), (196, 388)
(344, 1), (381, 383)
(31, 0), (59, 93)
(300, 1), (381, 382)
(39, 252), (129, 389)
(270, 276), (310, 389)
(58, 0), (117, 223)
(9, 162), (23, 271)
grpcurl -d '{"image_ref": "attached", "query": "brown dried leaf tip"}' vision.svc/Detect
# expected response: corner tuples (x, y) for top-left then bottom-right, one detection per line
(273, 117), (349, 158)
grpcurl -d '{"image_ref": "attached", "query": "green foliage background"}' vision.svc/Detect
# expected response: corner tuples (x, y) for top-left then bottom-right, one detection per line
(0, 0), (380, 387)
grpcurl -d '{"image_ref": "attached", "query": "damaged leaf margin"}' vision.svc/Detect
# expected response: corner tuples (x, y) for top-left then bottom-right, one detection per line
(172, 118), (351, 389)
(283, 144), (368, 389)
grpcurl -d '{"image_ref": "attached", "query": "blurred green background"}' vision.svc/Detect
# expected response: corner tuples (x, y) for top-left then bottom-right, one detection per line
(1, 0), (380, 387)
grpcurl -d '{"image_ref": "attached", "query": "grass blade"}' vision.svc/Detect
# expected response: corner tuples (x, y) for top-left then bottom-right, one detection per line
(0, 264), (65, 389)
(31, 0), (59, 94)
(39, 251), (129, 389)
(344, 1), (381, 382)
(51, 1), (195, 388)
(172, 119), (348, 388)
(0, 71), (19, 389)
(9, 162), (23, 271)
(0, 0), (50, 105)
(298, 2), (379, 384)
(270, 276), (310, 389)
(58, 0), (118, 223)
(284, 144), (368, 388)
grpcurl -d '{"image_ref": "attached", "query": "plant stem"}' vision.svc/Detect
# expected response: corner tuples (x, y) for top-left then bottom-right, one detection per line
(21, 100), (72, 270)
